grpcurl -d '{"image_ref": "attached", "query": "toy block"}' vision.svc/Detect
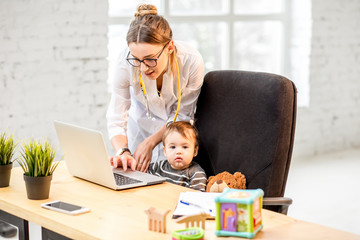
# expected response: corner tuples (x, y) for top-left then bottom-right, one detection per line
(214, 188), (264, 238)
(145, 207), (170, 233)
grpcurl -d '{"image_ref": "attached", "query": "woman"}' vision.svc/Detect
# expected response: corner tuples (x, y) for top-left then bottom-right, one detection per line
(106, 4), (204, 172)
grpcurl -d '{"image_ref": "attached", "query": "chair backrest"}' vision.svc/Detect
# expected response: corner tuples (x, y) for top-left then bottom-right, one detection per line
(194, 70), (297, 198)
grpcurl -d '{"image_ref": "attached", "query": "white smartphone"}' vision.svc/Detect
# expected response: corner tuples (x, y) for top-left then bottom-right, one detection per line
(41, 200), (90, 215)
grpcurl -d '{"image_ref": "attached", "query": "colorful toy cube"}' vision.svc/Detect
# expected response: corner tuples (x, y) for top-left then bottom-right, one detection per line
(214, 188), (264, 238)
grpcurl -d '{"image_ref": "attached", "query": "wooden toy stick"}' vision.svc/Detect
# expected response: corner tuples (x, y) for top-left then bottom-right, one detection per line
(145, 207), (170, 233)
(175, 213), (209, 230)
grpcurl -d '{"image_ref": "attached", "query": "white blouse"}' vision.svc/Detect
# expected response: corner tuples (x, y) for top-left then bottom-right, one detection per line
(106, 41), (204, 163)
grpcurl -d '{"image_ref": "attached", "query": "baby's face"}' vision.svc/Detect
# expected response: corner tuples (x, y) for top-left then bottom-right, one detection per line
(163, 131), (198, 170)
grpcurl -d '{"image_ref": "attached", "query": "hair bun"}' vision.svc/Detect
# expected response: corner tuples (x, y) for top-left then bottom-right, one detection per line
(135, 4), (158, 17)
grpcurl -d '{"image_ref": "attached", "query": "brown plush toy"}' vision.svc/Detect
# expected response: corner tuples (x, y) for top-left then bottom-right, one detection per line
(206, 171), (246, 192)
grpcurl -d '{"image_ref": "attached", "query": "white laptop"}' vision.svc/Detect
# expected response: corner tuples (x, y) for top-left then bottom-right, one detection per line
(54, 121), (165, 190)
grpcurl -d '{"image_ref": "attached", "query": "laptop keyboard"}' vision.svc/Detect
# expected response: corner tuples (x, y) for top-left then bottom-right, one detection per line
(113, 173), (142, 186)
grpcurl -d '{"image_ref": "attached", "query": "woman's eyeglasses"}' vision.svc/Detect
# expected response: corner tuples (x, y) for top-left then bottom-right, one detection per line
(126, 42), (169, 68)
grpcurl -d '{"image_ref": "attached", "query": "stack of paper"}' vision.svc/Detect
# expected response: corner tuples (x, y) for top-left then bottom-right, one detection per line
(172, 192), (221, 218)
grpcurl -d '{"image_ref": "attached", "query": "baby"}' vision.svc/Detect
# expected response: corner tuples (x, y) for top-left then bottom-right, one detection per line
(147, 121), (207, 191)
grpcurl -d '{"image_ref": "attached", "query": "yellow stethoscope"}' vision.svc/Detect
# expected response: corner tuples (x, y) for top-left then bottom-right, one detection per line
(138, 56), (181, 122)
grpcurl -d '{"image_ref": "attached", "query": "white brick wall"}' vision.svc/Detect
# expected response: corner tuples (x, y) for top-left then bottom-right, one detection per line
(1, 0), (359, 160)
(293, 0), (360, 157)
(0, 0), (110, 158)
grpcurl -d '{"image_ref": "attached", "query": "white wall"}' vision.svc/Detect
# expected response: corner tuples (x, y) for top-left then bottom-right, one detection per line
(1, 0), (359, 160)
(0, 0), (109, 157)
(292, 0), (360, 158)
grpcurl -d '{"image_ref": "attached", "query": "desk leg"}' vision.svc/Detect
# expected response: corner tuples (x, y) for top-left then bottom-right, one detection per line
(0, 210), (29, 240)
(41, 227), (72, 240)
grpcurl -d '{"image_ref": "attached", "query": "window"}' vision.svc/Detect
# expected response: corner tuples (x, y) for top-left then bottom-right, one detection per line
(108, 0), (311, 106)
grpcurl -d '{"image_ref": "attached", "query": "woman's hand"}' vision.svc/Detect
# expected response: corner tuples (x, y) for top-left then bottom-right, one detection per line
(110, 152), (137, 171)
(133, 139), (154, 172)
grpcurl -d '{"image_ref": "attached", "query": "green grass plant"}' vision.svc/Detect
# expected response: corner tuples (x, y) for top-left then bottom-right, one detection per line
(0, 132), (17, 165)
(18, 139), (61, 177)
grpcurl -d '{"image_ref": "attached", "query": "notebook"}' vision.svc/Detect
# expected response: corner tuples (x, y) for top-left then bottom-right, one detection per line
(54, 120), (166, 190)
(172, 192), (221, 219)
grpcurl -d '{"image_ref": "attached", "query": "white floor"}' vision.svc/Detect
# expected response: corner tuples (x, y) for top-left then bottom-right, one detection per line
(285, 148), (360, 236)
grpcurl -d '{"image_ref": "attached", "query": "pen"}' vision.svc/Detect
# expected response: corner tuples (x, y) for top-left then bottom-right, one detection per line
(180, 200), (212, 213)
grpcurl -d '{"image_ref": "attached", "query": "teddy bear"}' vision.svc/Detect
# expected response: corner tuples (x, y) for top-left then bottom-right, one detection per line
(206, 171), (246, 192)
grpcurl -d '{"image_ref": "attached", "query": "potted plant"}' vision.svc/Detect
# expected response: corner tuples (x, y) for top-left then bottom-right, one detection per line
(0, 132), (17, 187)
(17, 138), (61, 200)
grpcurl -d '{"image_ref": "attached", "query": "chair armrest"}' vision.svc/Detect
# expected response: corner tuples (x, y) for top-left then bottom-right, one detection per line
(263, 197), (293, 215)
(263, 197), (293, 206)
(0, 220), (17, 238)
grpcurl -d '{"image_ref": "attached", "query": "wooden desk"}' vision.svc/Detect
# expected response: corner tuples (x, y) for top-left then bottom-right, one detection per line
(1, 162), (359, 240)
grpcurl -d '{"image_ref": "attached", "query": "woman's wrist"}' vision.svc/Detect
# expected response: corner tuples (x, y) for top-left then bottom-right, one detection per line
(143, 137), (157, 150)
(148, 124), (167, 148)
(116, 147), (132, 156)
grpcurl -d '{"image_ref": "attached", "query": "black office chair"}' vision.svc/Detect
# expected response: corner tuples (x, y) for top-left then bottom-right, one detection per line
(194, 70), (297, 214)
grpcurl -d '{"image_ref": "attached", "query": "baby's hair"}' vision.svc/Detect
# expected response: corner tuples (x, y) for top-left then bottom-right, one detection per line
(162, 121), (199, 148)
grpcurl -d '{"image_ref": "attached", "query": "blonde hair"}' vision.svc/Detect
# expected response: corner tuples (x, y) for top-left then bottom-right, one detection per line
(162, 121), (199, 148)
(127, 4), (177, 77)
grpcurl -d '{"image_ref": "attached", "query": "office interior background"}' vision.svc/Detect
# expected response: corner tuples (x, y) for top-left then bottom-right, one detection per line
(1, 0), (359, 237)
